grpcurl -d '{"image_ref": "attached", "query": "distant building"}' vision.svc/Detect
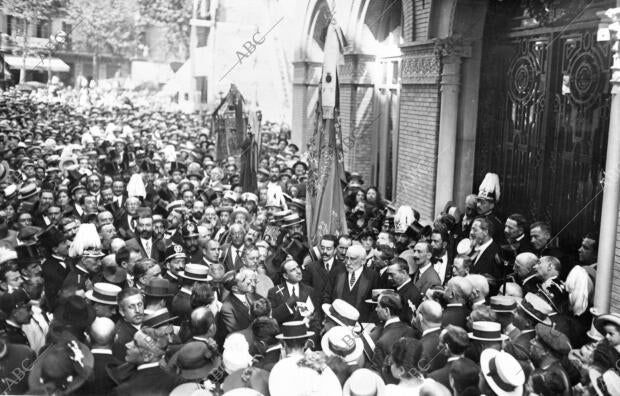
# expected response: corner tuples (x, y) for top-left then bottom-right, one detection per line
(0, 10), (129, 87)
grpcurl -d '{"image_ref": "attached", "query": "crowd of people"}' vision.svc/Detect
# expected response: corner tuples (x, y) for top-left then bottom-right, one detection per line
(0, 83), (616, 396)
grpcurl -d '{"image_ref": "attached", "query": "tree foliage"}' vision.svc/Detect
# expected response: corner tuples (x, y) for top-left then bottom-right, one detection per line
(68, 0), (140, 58)
(137, 0), (192, 59)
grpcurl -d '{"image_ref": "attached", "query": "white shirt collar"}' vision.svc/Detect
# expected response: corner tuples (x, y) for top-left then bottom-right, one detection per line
(422, 327), (441, 336)
(384, 317), (401, 327)
(349, 266), (363, 286)
(418, 262), (432, 275)
(233, 292), (247, 302)
(137, 362), (160, 371)
(180, 287), (192, 295)
(472, 299), (486, 307)
(285, 281), (298, 295)
(324, 257), (334, 270)
(397, 278), (411, 291)
(91, 348), (113, 355)
(475, 238), (493, 255)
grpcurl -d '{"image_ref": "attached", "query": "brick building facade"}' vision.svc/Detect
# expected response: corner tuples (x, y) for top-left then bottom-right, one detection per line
(292, 0), (620, 312)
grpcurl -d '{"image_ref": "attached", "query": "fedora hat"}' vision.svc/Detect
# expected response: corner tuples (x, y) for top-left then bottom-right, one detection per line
(54, 295), (96, 329)
(321, 326), (364, 365)
(28, 340), (94, 395)
(168, 341), (221, 380)
(85, 283), (121, 305)
(518, 293), (553, 326)
(480, 349), (524, 396)
(322, 300), (360, 328)
(342, 368), (386, 396)
(490, 295), (517, 313)
(275, 321), (314, 340)
(143, 307), (178, 328)
(102, 263), (127, 286)
(468, 321), (508, 342)
(17, 183), (40, 200)
(178, 263), (212, 282)
(144, 278), (175, 297)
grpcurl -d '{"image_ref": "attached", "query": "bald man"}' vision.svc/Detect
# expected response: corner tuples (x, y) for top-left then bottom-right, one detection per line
(465, 274), (489, 309)
(83, 317), (122, 396)
(512, 252), (539, 295)
(415, 300), (446, 373)
(441, 277), (473, 329)
(329, 244), (378, 322)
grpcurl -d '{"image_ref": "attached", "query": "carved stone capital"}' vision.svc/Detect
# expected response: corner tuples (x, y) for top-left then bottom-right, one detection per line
(401, 54), (440, 85)
(339, 53), (375, 85)
(292, 61), (322, 85)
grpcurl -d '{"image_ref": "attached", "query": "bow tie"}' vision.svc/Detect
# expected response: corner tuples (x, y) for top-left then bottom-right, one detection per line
(431, 257), (443, 264)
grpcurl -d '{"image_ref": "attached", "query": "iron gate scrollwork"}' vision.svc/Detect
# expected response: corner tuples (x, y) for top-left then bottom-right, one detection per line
(476, 18), (611, 250)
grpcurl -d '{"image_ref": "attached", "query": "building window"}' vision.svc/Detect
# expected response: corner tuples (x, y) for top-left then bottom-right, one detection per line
(36, 21), (50, 39)
(62, 22), (72, 50)
(7, 15), (25, 36)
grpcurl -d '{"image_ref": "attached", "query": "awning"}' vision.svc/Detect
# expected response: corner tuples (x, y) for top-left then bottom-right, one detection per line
(3, 55), (70, 73)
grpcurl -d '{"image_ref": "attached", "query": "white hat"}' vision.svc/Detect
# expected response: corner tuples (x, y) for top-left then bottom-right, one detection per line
(342, 368), (386, 396)
(322, 300), (360, 327)
(69, 223), (102, 258)
(394, 205), (415, 234)
(590, 368), (620, 396)
(178, 263), (212, 282)
(321, 326), (364, 365)
(468, 321), (508, 341)
(85, 283), (121, 305)
(480, 349), (524, 396)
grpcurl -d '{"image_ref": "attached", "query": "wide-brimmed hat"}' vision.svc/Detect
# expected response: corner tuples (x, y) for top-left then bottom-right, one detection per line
(480, 349), (524, 396)
(178, 263), (212, 282)
(17, 183), (40, 200)
(143, 307), (178, 328)
(468, 321), (508, 342)
(85, 282), (121, 305)
(281, 213), (304, 228)
(321, 326), (364, 365)
(490, 295), (517, 313)
(275, 321), (314, 340)
(322, 300), (360, 328)
(594, 312), (620, 336)
(144, 278), (175, 297)
(590, 368), (620, 396)
(54, 295), (96, 329)
(342, 368), (386, 396)
(28, 339), (94, 395)
(518, 293), (553, 326)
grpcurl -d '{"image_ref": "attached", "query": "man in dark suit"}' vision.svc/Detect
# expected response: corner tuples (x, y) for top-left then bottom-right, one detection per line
(170, 264), (211, 322)
(503, 213), (534, 255)
(0, 339), (36, 394)
(302, 234), (345, 304)
(440, 277), (472, 329)
(469, 217), (504, 283)
(112, 288), (144, 361)
(82, 317), (123, 396)
(112, 327), (181, 396)
(0, 289), (32, 348)
(329, 245), (378, 322)
(116, 197), (140, 240)
(38, 226), (70, 308)
(530, 221), (574, 280)
(268, 259), (318, 325)
(220, 223), (246, 272)
(414, 300), (446, 374)
(430, 229), (454, 286)
(368, 291), (415, 371)
(386, 258), (421, 323)
(511, 252), (539, 295)
(125, 215), (165, 262)
(109, 179), (127, 217)
(427, 325), (469, 389)
(411, 241), (441, 296)
(216, 268), (261, 343)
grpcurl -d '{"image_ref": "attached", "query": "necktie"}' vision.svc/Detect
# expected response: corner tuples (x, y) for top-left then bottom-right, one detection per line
(349, 271), (356, 288)
(145, 239), (151, 258)
(325, 261), (330, 272)
(292, 285), (298, 299)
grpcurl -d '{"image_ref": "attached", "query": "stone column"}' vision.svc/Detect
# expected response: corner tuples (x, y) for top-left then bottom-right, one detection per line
(291, 60), (322, 150)
(594, 8), (620, 314)
(434, 41), (471, 215)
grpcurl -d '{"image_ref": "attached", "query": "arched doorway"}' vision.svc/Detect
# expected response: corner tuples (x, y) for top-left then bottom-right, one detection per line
(475, 1), (612, 250)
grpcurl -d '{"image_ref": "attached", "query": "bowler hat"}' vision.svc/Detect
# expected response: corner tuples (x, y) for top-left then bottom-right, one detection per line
(275, 321), (314, 340)
(15, 243), (42, 265)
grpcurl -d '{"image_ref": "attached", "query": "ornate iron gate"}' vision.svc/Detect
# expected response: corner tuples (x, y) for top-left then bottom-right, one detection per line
(475, 4), (611, 250)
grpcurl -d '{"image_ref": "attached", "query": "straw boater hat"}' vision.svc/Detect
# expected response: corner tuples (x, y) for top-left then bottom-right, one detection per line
(322, 300), (360, 328)
(590, 368), (620, 396)
(518, 293), (553, 326)
(321, 326), (364, 365)
(489, 295), (517, 313)
(468, 321), (508, 342)
(178, 263), (212, 282)
(594, 312), (620, 335)
(480, 349), (524, 396)
(342, 368), (386, 396)
(85, 283), (121, 305)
